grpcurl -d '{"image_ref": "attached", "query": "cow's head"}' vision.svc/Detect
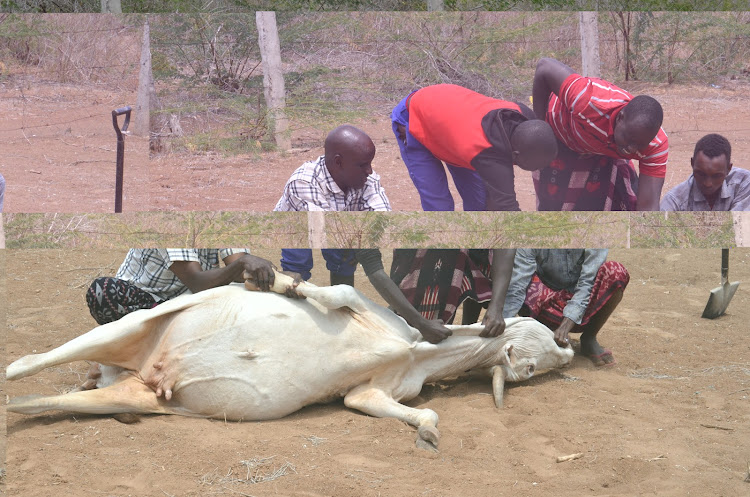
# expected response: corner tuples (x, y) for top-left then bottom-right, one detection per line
(490, 324), (575, 408)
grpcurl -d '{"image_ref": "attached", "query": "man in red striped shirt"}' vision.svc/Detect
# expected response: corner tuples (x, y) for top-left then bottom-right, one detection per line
(532, 58), (668, 211)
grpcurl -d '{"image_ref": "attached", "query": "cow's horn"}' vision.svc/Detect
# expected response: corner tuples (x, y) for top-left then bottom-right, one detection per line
(491, 365), (506, 408)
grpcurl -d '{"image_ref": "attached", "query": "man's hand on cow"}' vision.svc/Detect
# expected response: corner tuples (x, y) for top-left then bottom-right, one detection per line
(480, 308), (506, 338)
(554, 318), (576, 347)
(280, 271), (306, 299)
(417, 319), (452, 344)
(240, 255), (276, 292)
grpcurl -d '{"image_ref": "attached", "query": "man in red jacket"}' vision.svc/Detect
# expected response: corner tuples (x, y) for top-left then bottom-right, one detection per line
(532, 57), (668, 211)
(391, 84), (558, 211)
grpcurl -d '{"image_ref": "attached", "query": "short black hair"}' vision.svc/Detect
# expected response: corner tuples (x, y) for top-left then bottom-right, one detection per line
(514, 119), (558, 155)
(694, 133), (731, 164)
(623, 95), (663, 131)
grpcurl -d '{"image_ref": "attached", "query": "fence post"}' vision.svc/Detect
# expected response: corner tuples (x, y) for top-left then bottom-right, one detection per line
(308, 212), (327, 249)
(256, 11), (291, 151)
(426, 0), (445, 10)
(579, 12), (601, 78)
(134, 18), (156, 138)
(100, 0), (122, 13)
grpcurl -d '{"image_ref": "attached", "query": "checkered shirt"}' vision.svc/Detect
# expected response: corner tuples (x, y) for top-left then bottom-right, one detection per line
(115, 248), (249, 301)
(547, 74), (669, 178)
(274, 155), (391, 212)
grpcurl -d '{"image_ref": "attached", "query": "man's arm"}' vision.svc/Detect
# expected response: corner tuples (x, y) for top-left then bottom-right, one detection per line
(471, 155), (521, 211)
(502, 249), (538, 318)
(368, 270), (452, 344)
(481, 249), (516, 338)
(170, 254), (276, 293)
(355, 249), (452, 344)
(553, 249), (608, 346)
(637, 175), (665, 211)
(532, 58), (574, 120)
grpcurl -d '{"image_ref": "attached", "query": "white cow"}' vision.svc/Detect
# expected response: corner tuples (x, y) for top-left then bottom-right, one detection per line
(7, 273), (573, 450)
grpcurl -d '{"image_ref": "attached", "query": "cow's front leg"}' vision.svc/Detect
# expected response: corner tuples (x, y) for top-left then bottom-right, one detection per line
(344, 385), (440, 452)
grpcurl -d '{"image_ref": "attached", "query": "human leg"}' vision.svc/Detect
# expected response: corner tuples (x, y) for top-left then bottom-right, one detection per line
(86, 277), (158, 326)
(446, 163), (487, 211)
(391, 97), (455, 211)
(280, 248), (314, 281)
(322, 249), (357, 286)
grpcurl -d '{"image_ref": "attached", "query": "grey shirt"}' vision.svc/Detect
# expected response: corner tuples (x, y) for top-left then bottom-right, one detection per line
(502, 249), (608, 325)
(660, 167), (750, 211)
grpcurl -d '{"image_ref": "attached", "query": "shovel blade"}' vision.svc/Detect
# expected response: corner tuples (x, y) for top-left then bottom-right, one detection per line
(701, 281), (740, 319)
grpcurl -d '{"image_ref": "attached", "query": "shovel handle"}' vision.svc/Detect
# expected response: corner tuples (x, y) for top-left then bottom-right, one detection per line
(721, 248), (729, 285)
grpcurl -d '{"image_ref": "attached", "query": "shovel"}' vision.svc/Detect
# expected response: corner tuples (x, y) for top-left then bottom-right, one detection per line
(111, 106), (131, 213)
(701, 248), (740, 319)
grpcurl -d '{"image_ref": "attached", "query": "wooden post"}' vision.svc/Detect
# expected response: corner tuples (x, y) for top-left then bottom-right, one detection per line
(101, 0), (122, 13)
(308, 212), (327, 248)
(133, 18), (157, 138)
(426, 0), (445, 11)
(579, 12), (601, 78)
(256, 11), (291, 151)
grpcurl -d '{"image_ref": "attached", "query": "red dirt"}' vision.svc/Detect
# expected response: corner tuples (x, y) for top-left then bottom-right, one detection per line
(4, 248), (750, 497)
(2, 80), (749, 214)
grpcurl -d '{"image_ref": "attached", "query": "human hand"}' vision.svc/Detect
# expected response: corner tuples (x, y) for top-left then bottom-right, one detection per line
(240, 255), (275, 292)
(418, 319), (452, 344)
(280, 271), (306, 299)
(481, 308), (506, 338)
(554, 318), (575, 347)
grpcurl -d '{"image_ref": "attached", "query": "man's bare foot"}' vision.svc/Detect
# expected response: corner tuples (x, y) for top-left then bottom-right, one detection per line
(580, 336), (616, 367)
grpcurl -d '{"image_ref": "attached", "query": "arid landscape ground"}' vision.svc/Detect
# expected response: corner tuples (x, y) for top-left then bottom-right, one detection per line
(4, 248), (750, 497)
(2, 79), (749, 214)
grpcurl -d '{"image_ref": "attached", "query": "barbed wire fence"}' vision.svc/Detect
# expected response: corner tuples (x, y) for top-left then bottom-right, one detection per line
(2, 12), (749, 150)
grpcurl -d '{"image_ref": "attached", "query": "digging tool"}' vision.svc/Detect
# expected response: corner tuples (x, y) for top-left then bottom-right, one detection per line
(112, 106), (131, 213)
(701, 248), (740, 319)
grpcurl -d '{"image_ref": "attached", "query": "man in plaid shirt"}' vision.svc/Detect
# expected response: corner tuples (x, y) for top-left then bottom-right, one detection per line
(532, 58), (669, 211)
(275, 125), (391, 286)
(86, 249), (299, 325)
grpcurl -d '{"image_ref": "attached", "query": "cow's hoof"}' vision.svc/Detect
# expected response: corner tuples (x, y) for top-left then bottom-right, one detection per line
(113, 413), (141, 424)
(416, 425), (439, 452)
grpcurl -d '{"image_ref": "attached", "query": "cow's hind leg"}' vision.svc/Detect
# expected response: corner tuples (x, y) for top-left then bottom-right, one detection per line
(344, 385), (440, 452)
(7, 374), (170, 416)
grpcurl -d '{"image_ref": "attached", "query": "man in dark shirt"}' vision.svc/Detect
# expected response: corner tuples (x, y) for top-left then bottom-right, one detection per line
(391, 84), (558, 211)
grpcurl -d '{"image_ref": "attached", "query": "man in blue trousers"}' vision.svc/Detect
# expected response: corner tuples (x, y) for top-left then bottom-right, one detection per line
(391, 84), (557, 211)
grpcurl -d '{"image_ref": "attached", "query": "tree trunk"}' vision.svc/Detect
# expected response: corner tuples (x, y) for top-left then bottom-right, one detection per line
(579, 12), (601, 78)
(256, 11), (291, 151)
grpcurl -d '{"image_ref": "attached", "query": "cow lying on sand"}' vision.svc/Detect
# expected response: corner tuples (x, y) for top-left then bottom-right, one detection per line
(7, 272), (573, 451)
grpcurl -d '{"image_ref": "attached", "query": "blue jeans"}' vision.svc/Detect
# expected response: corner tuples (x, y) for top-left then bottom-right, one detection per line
(280, 249), (357, 281)
(391, 94), (486, 211)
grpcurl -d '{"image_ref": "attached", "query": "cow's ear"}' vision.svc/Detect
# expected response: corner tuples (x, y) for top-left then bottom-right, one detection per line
(502, 343), (515, 367)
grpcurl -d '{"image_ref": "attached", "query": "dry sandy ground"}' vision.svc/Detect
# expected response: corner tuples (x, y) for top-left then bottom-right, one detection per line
(2, 79), (749, 214)
(4, 248), (750, 497)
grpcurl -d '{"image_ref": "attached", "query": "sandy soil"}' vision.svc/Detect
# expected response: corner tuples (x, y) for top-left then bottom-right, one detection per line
(4, 248), (750, 497)
(2, 79), (749, 214)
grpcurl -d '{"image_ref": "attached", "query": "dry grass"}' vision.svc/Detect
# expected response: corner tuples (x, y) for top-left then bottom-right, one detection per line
(199, 457), (297, 493)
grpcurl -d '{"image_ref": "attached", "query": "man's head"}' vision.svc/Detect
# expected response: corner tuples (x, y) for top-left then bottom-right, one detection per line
(324, 125), (376, 192)
(691, 133), (732, 201)
(509, 119), (558, 171)
(613, 95), (663, 156)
